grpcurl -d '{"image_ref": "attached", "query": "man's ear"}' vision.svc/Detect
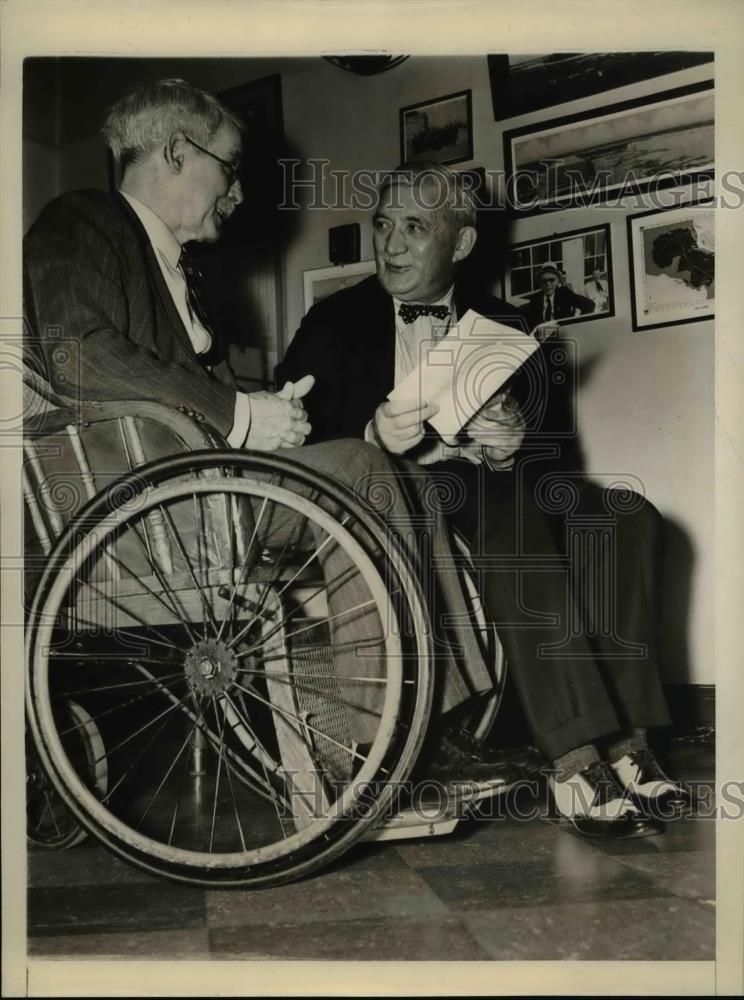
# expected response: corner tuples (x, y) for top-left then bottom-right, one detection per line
(453, 225), (477, 263)
(164, 131), (187, 174)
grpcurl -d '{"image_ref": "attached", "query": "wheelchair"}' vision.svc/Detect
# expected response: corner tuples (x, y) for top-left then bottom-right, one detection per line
(23, 374), (507, 888)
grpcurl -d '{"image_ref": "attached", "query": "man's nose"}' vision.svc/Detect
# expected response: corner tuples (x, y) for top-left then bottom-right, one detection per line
(385, 226), (407, 255)
(229, 178), (243, 205)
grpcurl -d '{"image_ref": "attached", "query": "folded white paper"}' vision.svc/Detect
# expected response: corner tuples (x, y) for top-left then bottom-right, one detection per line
(387, 309), (539, 440)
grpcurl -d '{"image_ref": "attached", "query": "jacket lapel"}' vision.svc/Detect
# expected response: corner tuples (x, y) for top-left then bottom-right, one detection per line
(114, 193), (200, 362)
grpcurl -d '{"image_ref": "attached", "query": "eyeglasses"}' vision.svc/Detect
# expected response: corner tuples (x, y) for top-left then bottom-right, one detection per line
(183, 134), (241, 186)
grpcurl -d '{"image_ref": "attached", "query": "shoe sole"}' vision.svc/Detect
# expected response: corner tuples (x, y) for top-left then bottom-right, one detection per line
(546, 814), (664, 839)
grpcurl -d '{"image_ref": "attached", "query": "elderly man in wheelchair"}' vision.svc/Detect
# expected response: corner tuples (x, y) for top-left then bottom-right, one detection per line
(22, 78), (523, 888)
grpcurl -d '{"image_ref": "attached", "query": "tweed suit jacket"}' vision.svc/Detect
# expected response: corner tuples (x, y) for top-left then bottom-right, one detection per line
(23, 190), (237, 436)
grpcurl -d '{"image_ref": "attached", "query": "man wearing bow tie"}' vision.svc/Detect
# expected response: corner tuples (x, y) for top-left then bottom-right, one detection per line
(278, 162), (686, 838)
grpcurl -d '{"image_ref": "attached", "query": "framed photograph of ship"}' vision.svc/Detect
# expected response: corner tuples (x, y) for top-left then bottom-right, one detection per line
(627, 200), (714, 331)
(503, 81), (713, 213)
(504, 223), (614, 325)
(487, 52), (713, 121)
(400, 90), (473, 166)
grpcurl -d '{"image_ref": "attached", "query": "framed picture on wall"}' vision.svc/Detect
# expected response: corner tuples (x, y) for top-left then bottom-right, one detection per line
(399, 90), (473, 166)
(503, 81), (713, 213)
(487, 52), (713, 121)
(503, 223), (614, 325)
(627, 200), (714, 331)
(303, 260), (376, 312)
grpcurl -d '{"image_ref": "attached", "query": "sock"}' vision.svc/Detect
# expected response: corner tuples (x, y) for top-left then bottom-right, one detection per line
(605, 728), (649, 764)
(551, 743), (601, 782)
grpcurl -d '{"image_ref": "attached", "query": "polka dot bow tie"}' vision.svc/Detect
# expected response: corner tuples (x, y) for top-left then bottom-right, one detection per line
(398, 303), (450, 325)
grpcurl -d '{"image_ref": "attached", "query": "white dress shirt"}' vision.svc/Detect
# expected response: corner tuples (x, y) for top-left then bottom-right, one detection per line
(121, 192), (251, 447)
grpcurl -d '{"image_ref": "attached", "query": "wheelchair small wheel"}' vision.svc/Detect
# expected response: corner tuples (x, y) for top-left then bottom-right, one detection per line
(27, 700), (108, 849)
(27, 452), (433, 887)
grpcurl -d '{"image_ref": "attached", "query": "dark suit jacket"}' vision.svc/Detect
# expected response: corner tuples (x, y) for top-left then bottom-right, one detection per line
(520, 284), (594, 331)
(23, 190), (237, 436)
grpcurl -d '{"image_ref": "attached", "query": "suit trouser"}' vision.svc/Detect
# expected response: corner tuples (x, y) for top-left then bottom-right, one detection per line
(425, 460), (672, 760)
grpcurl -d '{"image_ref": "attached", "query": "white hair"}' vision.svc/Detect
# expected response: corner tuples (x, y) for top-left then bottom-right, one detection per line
(102, 78), (244, 167)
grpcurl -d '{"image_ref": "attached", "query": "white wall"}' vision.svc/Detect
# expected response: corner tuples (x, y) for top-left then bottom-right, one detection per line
(25, 55), (715, 683)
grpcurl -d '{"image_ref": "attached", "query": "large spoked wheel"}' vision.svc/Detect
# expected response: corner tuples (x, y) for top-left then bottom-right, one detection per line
(26, 452), (433, 888)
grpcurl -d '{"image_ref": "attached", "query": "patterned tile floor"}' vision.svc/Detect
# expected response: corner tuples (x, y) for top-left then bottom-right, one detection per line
(27, 742), (715, 961)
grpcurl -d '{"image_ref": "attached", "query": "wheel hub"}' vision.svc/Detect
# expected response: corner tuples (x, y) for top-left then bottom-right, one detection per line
(184, 638), (238, 696)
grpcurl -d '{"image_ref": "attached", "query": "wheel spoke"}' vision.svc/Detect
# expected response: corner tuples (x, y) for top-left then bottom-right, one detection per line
(235, 598), (377, 661)
(209, 695), (248, 852)
(69, 574), (186, 654)
(120, 520), (201, 644)
(236, 666), (384, 720)
(89, 689), (193, 768)
(232, 679), (369, 766)
(221, 559), (367, 665)
(101, 690), (192, 805)
(192, 493), (212, 639)
(136, 726), (194, 829)
(227, 505), (342, 650)
(57, 672), (186, 739)
(39, 788), (61, 837)
(160, 501), (220, 637)
(129, 660), (291, 807)
(220, 691), (306, 830)
(55, 670), (184, 696)
(55, 614), (182, 653)
(216, 494), (268, 642)
(239, 664), (390, 684)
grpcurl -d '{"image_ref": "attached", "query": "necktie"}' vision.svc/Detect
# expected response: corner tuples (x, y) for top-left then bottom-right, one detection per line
(178, 248), (223, 367)
(398, 302), (450, 325)
(544, 296), (553, 321)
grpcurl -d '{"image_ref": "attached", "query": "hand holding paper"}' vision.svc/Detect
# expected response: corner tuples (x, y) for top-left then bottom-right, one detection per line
(387, 310), (539, 443)
(373, 399), (439, 454)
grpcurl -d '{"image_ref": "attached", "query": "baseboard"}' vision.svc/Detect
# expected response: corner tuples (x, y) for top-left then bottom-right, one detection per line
(663, 683), (715, 728)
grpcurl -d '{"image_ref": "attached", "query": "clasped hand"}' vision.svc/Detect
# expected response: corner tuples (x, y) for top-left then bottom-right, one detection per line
(245, 374), (314, 450)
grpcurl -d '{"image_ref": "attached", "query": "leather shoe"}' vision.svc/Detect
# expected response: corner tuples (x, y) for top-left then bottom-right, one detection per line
(611, 749), (691, 814)
(549, 760), (663, 839)
(423, 726), (523, 785)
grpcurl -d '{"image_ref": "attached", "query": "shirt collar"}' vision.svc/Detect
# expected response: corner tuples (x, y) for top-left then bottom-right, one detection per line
(121, 191), (182, 270)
